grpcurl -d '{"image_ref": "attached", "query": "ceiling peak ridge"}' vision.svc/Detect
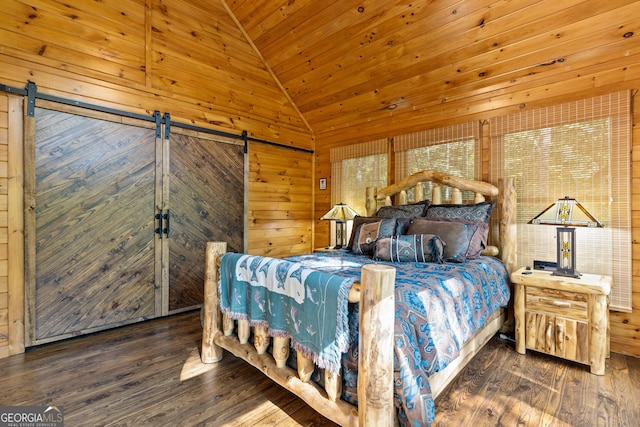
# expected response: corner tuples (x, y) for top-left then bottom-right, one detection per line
(219, 0), (315, 138)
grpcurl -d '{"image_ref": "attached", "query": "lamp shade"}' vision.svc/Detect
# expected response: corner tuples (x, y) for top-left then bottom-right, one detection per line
(528, 196), (603, 228)
(320, 203), (358, 222)
(320, 203), (358, 249)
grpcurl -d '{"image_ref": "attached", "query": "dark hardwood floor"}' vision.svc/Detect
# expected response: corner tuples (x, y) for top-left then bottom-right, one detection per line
(1, 310), (638, 426)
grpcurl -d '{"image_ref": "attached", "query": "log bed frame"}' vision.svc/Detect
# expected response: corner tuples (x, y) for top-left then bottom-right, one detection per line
(201, 170), (517, 426)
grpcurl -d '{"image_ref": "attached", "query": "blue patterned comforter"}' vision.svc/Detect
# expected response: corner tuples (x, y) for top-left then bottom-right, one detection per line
(286, 249), (510, 426)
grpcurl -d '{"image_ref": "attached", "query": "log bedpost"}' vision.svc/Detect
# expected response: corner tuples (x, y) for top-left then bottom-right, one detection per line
(366, 187), (377, 216)
(358, 264), (396, 427)
(498, 177), (517, 274)
(201, 241), (227, 363)
(499, 177), (517, 334)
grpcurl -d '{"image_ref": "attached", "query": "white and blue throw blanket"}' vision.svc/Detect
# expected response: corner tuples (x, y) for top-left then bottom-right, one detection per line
(218, 252), (355, 374)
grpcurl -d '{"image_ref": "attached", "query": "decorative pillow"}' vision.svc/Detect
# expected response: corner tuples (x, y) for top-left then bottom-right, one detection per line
(431, 218), (488, 259)
(374, 234), (445, 263)
(375, 203), (429, 218)
(405, 218), (477, 263)
(394, 217), (413, 235)
(425, 201), (496, 223)
(347, 216), (386, 250)
(352, 218), (397, 255)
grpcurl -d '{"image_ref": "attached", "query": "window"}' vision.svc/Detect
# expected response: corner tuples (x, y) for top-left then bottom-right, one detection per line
(330, 139), (388, 216)
(395, 122), (481, 202)
(490, 91), (632, 311)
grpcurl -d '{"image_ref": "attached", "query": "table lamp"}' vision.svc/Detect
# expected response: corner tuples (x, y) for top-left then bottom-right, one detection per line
(320, 203), (358, 248)
(528, 196), (603, 278)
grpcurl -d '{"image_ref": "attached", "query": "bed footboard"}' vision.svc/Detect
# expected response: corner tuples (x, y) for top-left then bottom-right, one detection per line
(201, 241), (397, 427)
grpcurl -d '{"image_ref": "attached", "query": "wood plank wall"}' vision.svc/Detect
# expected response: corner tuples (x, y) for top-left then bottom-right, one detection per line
(0, 0), (312, 148)
(308, 1), (640, 357)
(247, 142), (313, 257)
(0, 92), (23, 359)
(0, 0), (315, 356)
(314, 91), (640, 360)
(624, 95), (640, 357)
(0, 94), (9, 358)
(0, 0), (316, 253)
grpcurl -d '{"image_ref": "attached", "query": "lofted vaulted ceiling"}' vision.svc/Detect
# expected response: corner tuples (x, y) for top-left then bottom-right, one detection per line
(1, 0), (637, 148)
(223, 0), (640, 145)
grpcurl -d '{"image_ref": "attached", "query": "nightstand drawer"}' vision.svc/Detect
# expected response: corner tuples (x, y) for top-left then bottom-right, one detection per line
(525, 287), (588, 321)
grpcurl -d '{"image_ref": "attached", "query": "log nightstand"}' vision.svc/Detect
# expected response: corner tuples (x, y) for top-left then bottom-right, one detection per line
(511, 267), (611, 375)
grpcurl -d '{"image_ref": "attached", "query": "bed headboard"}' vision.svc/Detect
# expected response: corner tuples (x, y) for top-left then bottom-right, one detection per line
(365, 170), (517, 274)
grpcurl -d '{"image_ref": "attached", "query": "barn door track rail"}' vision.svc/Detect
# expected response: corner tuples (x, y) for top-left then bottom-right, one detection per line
(1, 81), (314, 154)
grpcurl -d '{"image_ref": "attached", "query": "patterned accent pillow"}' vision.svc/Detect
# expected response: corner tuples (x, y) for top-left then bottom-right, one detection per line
(346, 216), (385, 250)
(374, 234), (445, 263)
(425, 201), (496, 223)
(375, 203), (429, 218)
(352, 218), (397, 255)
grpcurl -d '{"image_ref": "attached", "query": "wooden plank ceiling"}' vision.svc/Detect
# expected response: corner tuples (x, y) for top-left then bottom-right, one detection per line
(222, 0), (640, 145)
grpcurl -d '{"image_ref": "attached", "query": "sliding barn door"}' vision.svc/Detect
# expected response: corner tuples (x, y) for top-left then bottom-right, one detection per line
(26, 105), (245, 345)
(165, 130), (244, 312)
(31, 107), (157, 343)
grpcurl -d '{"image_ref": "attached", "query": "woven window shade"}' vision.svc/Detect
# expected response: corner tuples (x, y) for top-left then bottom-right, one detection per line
(395, 122), (481, 202)
(489, 91), (632, 312)
(330, 139), (388, 216)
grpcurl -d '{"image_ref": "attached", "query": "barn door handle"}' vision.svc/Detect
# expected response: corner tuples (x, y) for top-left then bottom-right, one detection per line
(155, 212), (164, 239)
(162, 210), (170, 238)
